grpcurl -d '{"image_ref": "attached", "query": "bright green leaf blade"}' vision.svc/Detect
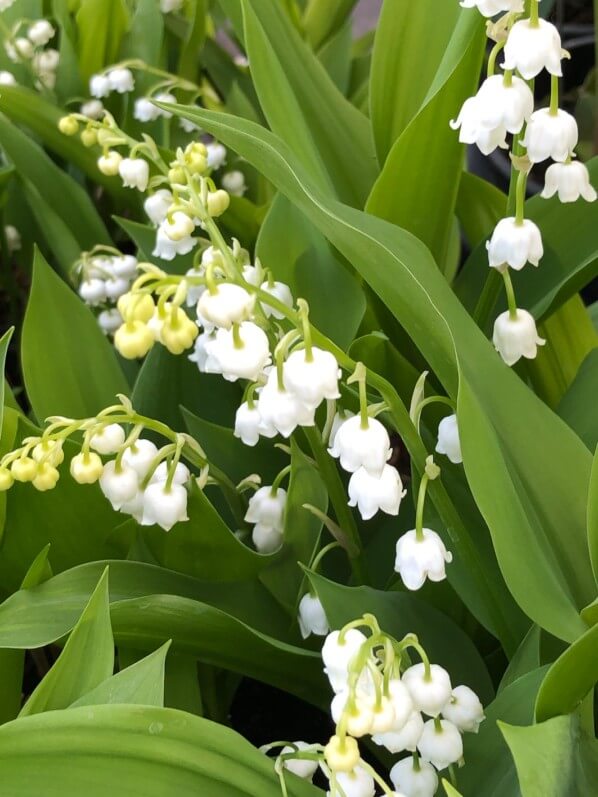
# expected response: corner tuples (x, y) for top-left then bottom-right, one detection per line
(72, 642), (170, 708)
(302, 0), (358, 50)
(20, 568), (114, 717)
(498, 625), (541, 695)
(0, 326), (13, 438)
(456, 171), (507, 249)
(21, 179), (81, 276)
(317, 21), (352, 94)
(0, 704), (321, 796)
(21, 250), (128, 421)
(76, 0), (130, 82)
(588, 445), (598, 585)
(558, 349), (598, 451)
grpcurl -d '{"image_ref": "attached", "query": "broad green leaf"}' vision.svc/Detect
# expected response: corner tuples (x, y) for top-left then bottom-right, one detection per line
(499, 625), (541, 695)
(0, 112), (110, 248)
(72, 642), (170, 708)
(317, 21), (352, 95)
(21, 179), (81, 276)
(21, 250), (128, 421)
(456, 172), (506, 249)
(0, 704), (321, 796)
(558, 348), (598, 451)
(369, 0), (464, 161)
(178, 0), (207, 82)
(76, 0), (130, 82)
(122, 0), (164, 76)
(302, 0), (358, 50)
(164, 653), (203, 715)
(0, 327), (13, 437)
(52, 0), (83, 101)
(367, 10), (485, 267)
(20, 569), (114, 716)
(308, 571), (494, 704)
(588, 446), (598, 585)
(458, 667), (549, 796)
(170, 106), (596, 643)
(500, 714), (598, 796)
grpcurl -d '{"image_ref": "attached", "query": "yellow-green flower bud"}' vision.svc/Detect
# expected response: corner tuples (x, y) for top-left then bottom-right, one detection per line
(206, 189), (230, 218)
(323, 735), (360, 773)
(168, 166), (186, 185)
(81, 128), (98, 148)
(11, 457), (38, 482)
(161, 311), (199, 355)
(0, 468), (14, 491)
(58, 116), (79, 136)
(117, 292), (155, 323)
(32, 462), (60, 492)
(70, 452), (104, 484)
(114, 320), (155, 359)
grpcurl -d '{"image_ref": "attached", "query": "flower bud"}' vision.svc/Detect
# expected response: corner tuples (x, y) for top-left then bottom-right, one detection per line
(11, 457), (38, 482)
(117, 293), (155, 323)
(90, 73), (111, 98)
(206, 142), (227, 170)
(163, 211), (195, 241)
(104, 277), (129, 301)
(98, 309), (123, 335)
(435, 414), (462, 465)
(149, 461), (190, 485)
(327, 767), (375, 797)
(197, 283), (255, 329)
(121, 439), (159, 478)
(89, 423), (125, 455)
(283, 347), (340, 409)
(0, 71), (16, 86)
(417, 718), (463, 771)
(372, 709), (423, 754)
(322, 629), (367, 694)
(153, 224), (196, 261)
(298, 593), (330, 639)
(206, 189), (230, 217)
(107, 67), (134, 93)
(98, 151), (122, 176)
(402, 663), (452, 718)
(257, 370), (315, 438)
(134, 97), (161, 123)
(27, 19), (55, 46)
(81, 99), (104, 120)
(118, 157), (150, 192)
(32, 440), (64, 467)
(280, 742), (318, 781)
(70, 452), (104, 484)
(168, 166), (186, 185)
(15, 38), (34, 59)
(323, 735), (360, 773)
(331, 691), (374, 738)
(245, 485), (286, 529)
(221, 170), (246, 196)
(32, 462), (60, 491)
(328, 415), (391, 478)
(493, 309), (545, 366)
(204, 322), (271, 382)
(259, 280), (293, 319)
(234, 402), (261, 447)
(144, 190), (173, 225)
(79, 278), (106, 306)
(442, 685), (485, 733)
(99, 460), (139, 509)
(58, 116), (79, 136)
(81, 128), (98, 148)
(161, 310), (199, 355)
(114, 320), (155, 359)
(251, 522), (283, 554)
(0, 467), (13, 490)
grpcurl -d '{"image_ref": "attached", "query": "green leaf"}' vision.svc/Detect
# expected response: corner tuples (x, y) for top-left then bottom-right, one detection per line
(499, 625), (541, 695)
(76, 0), (131, 82)
(72, 642), (170, 708)
(308, 571), (494, 704)
(0, 704), (321, 796)
(302, 0), (358, 50)
(0, 326), (13, 438)
(122, 0), (164, 76)
(317, 21), (352, 94)
(500, 714), (598, 797)
(456, 172), (506, 250)
(588, 445), (598, 586)
(558, 349), (598, 451)
(177, 0), (207, 82)
(21, 250), (128, 421)
(20, 568), (114, 717)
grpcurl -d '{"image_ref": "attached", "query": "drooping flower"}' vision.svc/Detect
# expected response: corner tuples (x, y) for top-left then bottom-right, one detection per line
(502, 18), (564, 80)
(328, 415), (392, 477)
(348, 465), (406, 520)
(435, 414), (463, 464)
(493, 309), (545, 366)
(394, 529), (453, 591)
(522, 108), (579, 163)
(486, 217), (543, 271)
(541, 161), (597, 203)
(402, 663), (453, 718)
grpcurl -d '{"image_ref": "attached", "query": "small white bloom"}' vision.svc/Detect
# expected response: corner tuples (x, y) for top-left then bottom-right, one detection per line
(233, 54), (250, 68)
(150, 461), (190, 485)
(486, 217), (543, 271)
(542, 161), (597, 203)
(27, 20), (55, 46)
(386, 679), (415, 733)
(502, 18), (563, 80)
(98, 308), (123, 335)
(206, 142), (227, 170)
(98, 151), (122, 177)
(0, 70), (16, 86)
(121, 439), (159, 478)
(33, 48), (59, 72)
(417, 718), (463, 771)
(470, 74), (534, 134)
(242, 264), (261, 286)
(104, 276), (130, 301)
(460, 0), (523, 15)
(118, 158), (149, 191)
(328, 415), (391, 477)
(205, 322), (271, 382)
(395, 528), (453, 591)
(134, 97), (161, 123)
(119, 489), (145, 523)
(81, 99), (104, 120)
(154, 91), (175, 117)
(14, 38), (34, 59)
(329, 411), (354, 448)
(259, 280), (293, 319)
(162, 211), (195, 242)
(188, 330), (219, 372)
(99, 460), (140, 510)
(450, 96), (508, 155)
(493, 308), (546, 366)
(522, 108), (578, 163)
(141, 482), (188, 531)
(321, 629), (367, 694)
(257, 369), (315, 438)
(442, 685), (485, 733)
(90, 73), (111, 98)
(152, 225), (196, 261)
(245, 485), (286, 529)
(402, 663), (452, 718)
(180, 117), (200, 133)
(160, 0), (183, 12)
(298, 593), (329, 639)
(390, 757), (438, 797)
(89, 423), (125, 454)
(144, 189), (173, 225)
(348, 465), (406, 521)
(252, 523), (283, 553)
(4, 224), (21, 252)
(330, 689), (375, 737)
(372, 709), (424, 754)
(435, 414), (462, 464)
(79, 278), (106, 305)
(197, 283), (255, 329)
(221, 170), (247, 196)
(107, 67), (134, 93)
(283, 347), (340, 409)
(327, 767), (375, 797)
(280, 742), (318, 780)
(234, 402), (261, 447)
(111, 255), (138, 279)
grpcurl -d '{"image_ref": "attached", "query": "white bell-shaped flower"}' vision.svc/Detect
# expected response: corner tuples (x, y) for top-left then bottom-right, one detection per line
(395, 528), (453, 591)
(473, 74), (534, 134)
(327, 767), (375, 797)
(522, 108), (578, 163)
(111, 255), (138, 279)
(435, 414), (462, 465)
(107, 67), (134, 93)
(402, 663), (452, 718)
(542, 161), (597, 203)
(104, 277), (129, 301)
(98, 308), (123, 335)
(417, 718), (463, 771)
(442, 685), (485, 733)
(245, 485), (286, 529)
(259, 280), (293, 319)
(252, 522), (283, 553)
(28, 19), (55, 46)
(204, 322), (271, 382)
(163, 211), (195, 241)
(234, 402), (261, 447)
(206, 142), (227, 169)
(281, 742), (318, 780)
(390, 757), (438, 797)
(152, 225), (196, 261)
(153, 91), (175, 117)
(348, 465), (406, 521)
(121, 439), (158, 478)
(322, 629), (367, 694)
(329, 411), (355, 448)
(197, 283), (255, 329)
(283, 347), (340, 409)
(450, 96), (508, 156)
(118, 158), (149, 192)
(81, 99), (104, 119)
(386, 679), (415, 733)
(493, 309), (545, 366)
(99, 460), (140, 510)
(189, 331), (219, 372)
(89, 423), (125, 454)
(90, 73), (111, 98)
(119, 489), (145, 523)
(257, 369), (315, 438)
(149, 461), (190, 485)
(144, 189), (173, 225)
(134, 97), (161, 123)
(79, 278), (106, 306)
(331, 689), (375, 738)
(486, 217), (543, 271)
(372, 709), (424, 754)
(298, 593), (330, 639)
(502, 18), (563, 80)
(460, 0), (523, 15)
(0, 71), (16, 86)
(328, 415), (391, 477)
(141, 482), (188, 531)
(221, 170), (247, 197)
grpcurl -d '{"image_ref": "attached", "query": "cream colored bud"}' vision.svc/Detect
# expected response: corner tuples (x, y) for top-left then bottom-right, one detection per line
(98, 151), (122, 176)
(114, 320), (155, 359)
(32, 462), (60, 491)
(324, 735), (360, 773)
(58, 116), (79, 136)
(117, 292), (155, 323)
(81, 128), (98, 147)
(11, 457), (38, 482)
(206, 189), (230, 217)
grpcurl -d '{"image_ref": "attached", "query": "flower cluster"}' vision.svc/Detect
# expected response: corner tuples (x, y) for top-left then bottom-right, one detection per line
(453, 0), (596, 367)
(2, 16), (59, 89)
(0, 400), (203, 532)
(267, 616), (484, 797)
(74, 248), (139, 337)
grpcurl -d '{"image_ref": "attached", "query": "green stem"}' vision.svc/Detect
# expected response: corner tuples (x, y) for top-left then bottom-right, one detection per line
(549, 74), (560, 116)
(487, 41), (506, 78)
(413, 395), (455, 430)
(415, 474), (430, 542)
(502, 268), (518, 319)
(529, 0), (539, 26)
